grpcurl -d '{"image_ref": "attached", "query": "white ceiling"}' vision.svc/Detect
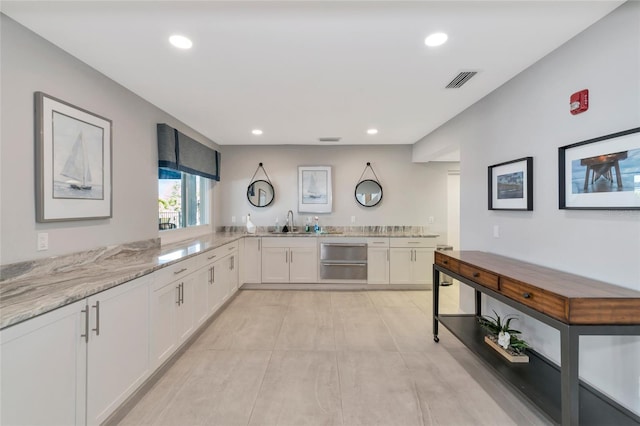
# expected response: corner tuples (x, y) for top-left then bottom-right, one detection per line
(1, 1), (623, 146)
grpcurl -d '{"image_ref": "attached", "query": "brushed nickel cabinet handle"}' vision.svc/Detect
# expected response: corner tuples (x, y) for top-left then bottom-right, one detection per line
(180, 283), (184, 304)
(207, 254), (217, 260)
(176, 285), (181, 306)
(290, 252), (294, 263)
(212, 266), (215, 284)
(522, 292), (531, 299)
(174, 268), (187, 275)
(228, 246), (235, 251)
(92, 301), (100, 336)
(81, 306), (89, 343)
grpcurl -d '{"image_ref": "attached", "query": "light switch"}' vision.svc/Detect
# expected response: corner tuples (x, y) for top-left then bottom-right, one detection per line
(428, 216), (434, 224)
(231, 216), (236, 223)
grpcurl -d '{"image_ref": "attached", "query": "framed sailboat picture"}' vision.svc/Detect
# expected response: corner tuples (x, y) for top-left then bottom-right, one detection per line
(298, 166), (332, 213)
(35, 92), (112, 222)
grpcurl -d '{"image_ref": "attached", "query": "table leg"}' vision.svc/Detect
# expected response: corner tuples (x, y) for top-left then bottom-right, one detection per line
(560, 325), (579, 426)
(433, 267), (440, 342)
(475, 290), (482, 317)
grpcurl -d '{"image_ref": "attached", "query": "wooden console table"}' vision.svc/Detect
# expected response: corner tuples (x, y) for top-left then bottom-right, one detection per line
(432, 251), (640, 426)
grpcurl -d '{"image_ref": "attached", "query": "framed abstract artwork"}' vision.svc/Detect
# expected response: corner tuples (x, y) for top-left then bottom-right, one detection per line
(488, 157), (533, 211)
(298, 166), (332, 213)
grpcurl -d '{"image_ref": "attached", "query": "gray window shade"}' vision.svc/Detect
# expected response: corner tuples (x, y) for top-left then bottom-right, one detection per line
(157, 123), (220, 181)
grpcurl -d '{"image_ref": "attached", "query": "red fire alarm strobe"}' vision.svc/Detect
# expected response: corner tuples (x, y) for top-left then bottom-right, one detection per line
(570, 89), (589, 115)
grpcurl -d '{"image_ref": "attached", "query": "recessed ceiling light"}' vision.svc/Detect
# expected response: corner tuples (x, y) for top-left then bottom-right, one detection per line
(252, 129), (263, 135)
(169, 35), (193, 49)
(424, 32), (448, 47)
(367, 129), (378, 135)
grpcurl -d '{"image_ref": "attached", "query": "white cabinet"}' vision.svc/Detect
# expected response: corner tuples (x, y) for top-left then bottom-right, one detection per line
(389, 238), (435, 285)
(367, 238), (390, 284)
(243, 237), (262, 284)
(1, 299), (86, 426)
(86, 276), (151, 425)
(1, 276), (151, 426)
(150, 259), (197, 370)
(261, 238), (317, 283)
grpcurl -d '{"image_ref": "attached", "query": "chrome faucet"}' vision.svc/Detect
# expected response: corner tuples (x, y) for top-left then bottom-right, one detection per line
(286, 210), (295, 233)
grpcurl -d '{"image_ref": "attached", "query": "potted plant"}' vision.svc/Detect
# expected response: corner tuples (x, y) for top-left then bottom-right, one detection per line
(478, 310), (530, 363)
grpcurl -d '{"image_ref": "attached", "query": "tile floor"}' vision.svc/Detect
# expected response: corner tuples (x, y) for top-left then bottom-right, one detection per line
(117, 289), (551, 426)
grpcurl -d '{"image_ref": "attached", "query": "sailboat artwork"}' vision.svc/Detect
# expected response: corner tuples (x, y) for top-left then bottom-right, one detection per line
(61, 131), (92, 190)
(302, 170), (328, 204)
(52, 111), (104, 200)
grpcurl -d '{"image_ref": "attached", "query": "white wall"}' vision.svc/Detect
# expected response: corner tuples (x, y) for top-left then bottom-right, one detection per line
(0, 15), (218, 264)
(216, 144), (454, 238)
(414, 2), (640, 415)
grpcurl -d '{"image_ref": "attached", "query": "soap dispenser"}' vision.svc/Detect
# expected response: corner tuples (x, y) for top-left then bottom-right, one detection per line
(314, 216), (320, 233)
(246, 214), (256, 234)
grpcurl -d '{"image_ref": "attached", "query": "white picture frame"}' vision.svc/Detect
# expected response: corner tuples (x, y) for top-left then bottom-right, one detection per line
(35, 92), (113, 222)
(298, 166), (332, 213)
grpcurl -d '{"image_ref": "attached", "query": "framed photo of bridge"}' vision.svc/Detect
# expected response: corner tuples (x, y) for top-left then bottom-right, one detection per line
(559, 127), (640, 210)
(488, 157), (533, 211)
(35, 92), (112, 222)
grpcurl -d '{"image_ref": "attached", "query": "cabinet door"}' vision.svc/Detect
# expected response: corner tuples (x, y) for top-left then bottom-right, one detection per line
(412, 248), (435, 285)
(86, 277), (151, 425)
(209, 260), (227, 311)
(228, 254), (239, 294)
(261, 247), (289, 283)
(193, 266), (210, 326)
(289, 247), (318, 283)
(367, 247), (389, 284)
(150, 281), (178, 369)
(389, 248), (413, 284)
(176, 274), (196, 344)
(243, 238), (261, 284)
(1, 299), (86, 426)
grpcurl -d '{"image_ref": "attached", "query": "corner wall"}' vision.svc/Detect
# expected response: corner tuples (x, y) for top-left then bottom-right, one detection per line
(414, 2), (640, 414)
(0, 14), (217, 264)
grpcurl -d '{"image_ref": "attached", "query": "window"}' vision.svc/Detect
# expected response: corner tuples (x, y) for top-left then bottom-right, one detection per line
(158, 170), (209, 230)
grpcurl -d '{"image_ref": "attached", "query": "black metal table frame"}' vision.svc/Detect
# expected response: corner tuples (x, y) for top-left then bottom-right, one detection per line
(432, 265), (640, 426)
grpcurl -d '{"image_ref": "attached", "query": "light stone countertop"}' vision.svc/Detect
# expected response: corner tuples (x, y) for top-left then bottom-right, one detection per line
(0, 230), (439, 329)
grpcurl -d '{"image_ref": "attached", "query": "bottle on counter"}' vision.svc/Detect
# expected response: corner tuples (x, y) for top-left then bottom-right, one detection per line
(314, 216), (320, 233)
(304, 217), (311, 233)
(274, 217), (280, 233)
(246, 214), (256, 234)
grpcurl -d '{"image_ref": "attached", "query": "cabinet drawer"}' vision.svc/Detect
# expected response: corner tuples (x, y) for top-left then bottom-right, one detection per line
(434, 252), (459, 274)
(389, 238), (434, 248)
(458, 263), (499, 291)
(154, 257), (197, 285)
(500, 277), (568, 321)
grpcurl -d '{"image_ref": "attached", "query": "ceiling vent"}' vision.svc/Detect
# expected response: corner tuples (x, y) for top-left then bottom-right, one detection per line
(445, 71), (478, 89)
(318, 137), (341, 143)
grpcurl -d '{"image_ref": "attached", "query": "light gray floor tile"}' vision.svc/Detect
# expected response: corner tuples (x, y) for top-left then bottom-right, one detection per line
(249, 351), (343, 426)
(231, 290), (293, 308)
(156, 350), (271, 426)
(333, 308), (397, 351)
(329, 291), (374, 310)
(377, 306), (435, 352)
(368, 290), (417, 308)
(275, 308), (335, 351)
(337, 351), (423, 426)
(288, 290), (332, 312)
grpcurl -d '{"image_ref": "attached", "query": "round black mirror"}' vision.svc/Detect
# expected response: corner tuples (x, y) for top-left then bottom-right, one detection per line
(355, 179), (383, 207)
(247, 180), (275, 207)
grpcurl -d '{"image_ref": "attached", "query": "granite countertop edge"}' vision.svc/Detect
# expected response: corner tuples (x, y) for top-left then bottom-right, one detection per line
(0, 231), (439, 329)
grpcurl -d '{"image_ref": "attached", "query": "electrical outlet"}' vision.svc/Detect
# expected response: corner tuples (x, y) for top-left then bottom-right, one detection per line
(231, 216), (236, 223)
(493, 225), (500, 238)
(428, 216), (434, 224)
(351, 216), (356, 223)
(242, 215), (247, 224)
(37, 232), (48, 251)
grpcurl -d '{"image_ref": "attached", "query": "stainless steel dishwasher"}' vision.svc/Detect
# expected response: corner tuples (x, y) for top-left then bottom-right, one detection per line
(319, 241), (367, 280)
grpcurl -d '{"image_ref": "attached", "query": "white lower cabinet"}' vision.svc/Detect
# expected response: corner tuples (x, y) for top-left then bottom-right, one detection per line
(0, 275), (151, 426)
(243, 237), (262, 284)
(367, 238), (390, 284)
(1, 299), (86, 426)
(261, 238), (317, 283)
(389, 238), (435, 285)
(86, 276), (151, 425)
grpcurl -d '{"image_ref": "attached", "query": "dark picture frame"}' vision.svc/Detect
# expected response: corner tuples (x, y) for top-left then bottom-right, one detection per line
(35, 92), (113, 222)
(559, 127), (640, 210)
(488, 157), (533, 211)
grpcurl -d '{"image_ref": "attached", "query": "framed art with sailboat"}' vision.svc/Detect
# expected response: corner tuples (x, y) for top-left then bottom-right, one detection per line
(35, 92), (112, 222)
(298, 166), (332, 213)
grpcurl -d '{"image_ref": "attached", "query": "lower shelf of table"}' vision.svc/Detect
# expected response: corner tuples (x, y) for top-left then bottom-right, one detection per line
(436, 314), (640, 426)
